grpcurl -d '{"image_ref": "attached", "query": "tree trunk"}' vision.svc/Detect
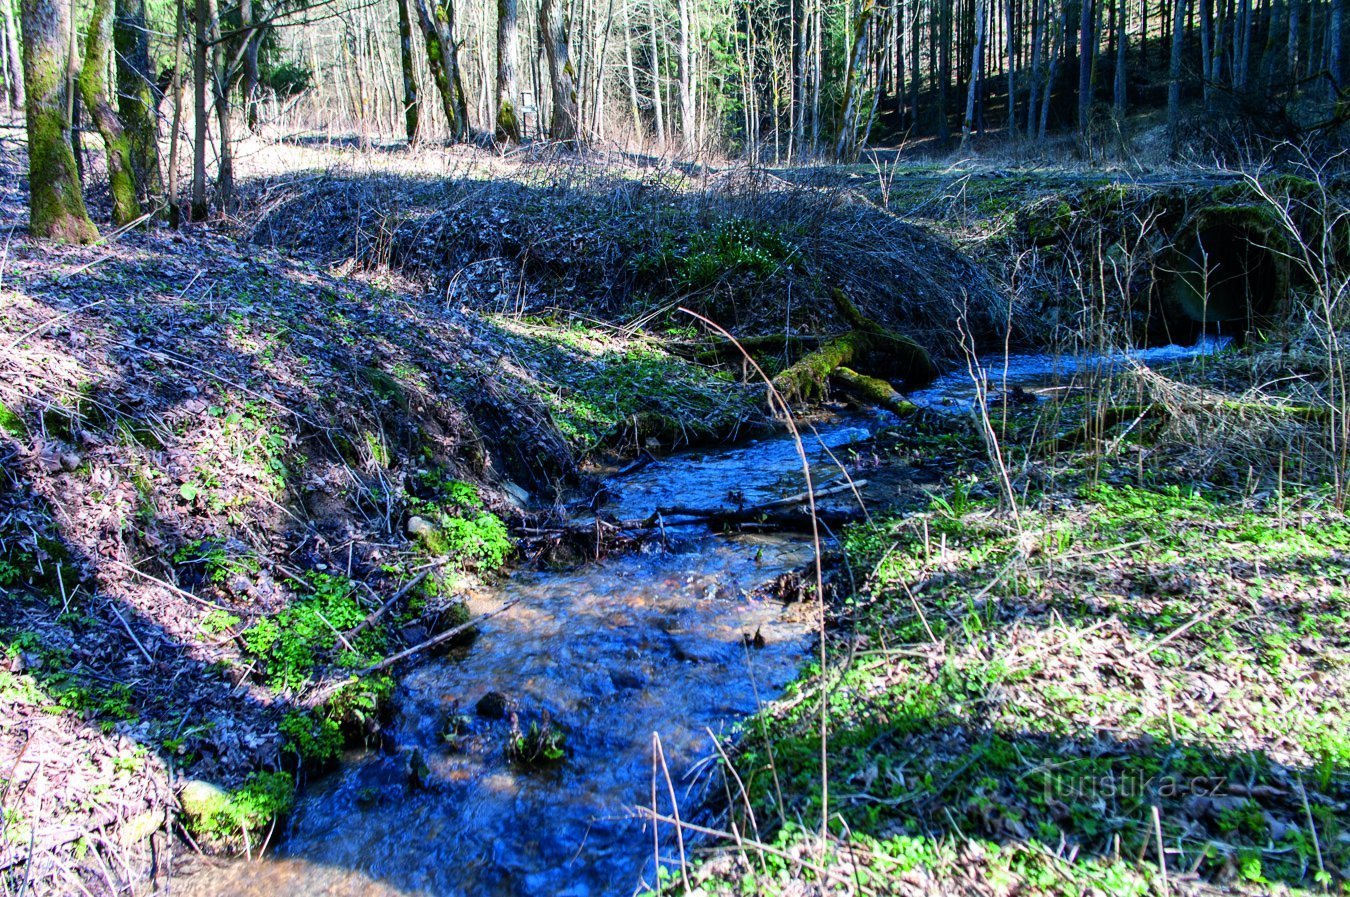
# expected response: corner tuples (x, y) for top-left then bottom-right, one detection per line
(937, 0), (951, 139)
(2, 0), (24, 107)
(396, 0), (420, 142)
(621, 0), (642, 140)
(648, 0), (664, 143)
(962, 0), (986, 144)
(113, 0), (161, 209)
(1332, 0), (1345, 90)
(205, 0), (231, 210)
(240, 0), (260, 131)
(835, 0), (874, 159)
(20, 0), (97, 241)
(1006, 0), (1016, 137)
(1167, 0), (1187, 152)
(1113, 0), (1126, 118)
(166, 0), (184, 225)
(1077, 0), (1094, 132)
(190, 0), (207, 219)
(539, 0), (579, 142)
(495, 0), (520, 141)
(676, 0), (694, 149)
(411, 0), (469, 139)
(79, 0), (140, 225)
(1028, 0), (1044, 133)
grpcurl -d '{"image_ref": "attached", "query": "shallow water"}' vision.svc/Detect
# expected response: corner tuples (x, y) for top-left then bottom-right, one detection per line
(179, 338), (1228, 897)
(907, 335), (1232, 414)
(180, 420), (878, 897)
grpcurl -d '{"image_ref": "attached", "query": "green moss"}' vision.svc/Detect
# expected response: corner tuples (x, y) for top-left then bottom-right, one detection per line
(0, 400), (25, 437)
(180, 772), (295, 843)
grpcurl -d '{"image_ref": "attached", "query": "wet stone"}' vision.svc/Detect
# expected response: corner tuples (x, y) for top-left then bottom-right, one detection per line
(475, 691), (511, 720)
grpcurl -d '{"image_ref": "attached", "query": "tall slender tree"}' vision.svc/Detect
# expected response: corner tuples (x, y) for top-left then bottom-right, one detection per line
(396, 0), (420, 142)
(2, 0), (24, 107)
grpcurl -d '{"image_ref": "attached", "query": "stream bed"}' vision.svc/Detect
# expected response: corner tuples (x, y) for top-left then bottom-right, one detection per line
(179, 338), (1226, 897)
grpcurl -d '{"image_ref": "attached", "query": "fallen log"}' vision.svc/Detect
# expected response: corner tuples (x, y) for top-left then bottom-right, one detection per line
(832, 366), (922, 417)
(771, 290), (936, 403)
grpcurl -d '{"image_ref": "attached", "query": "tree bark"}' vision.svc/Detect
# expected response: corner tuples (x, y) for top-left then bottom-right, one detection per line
(2, 0), (24, 107)
(676, 0), (694, 149)
(539, 0), (579, 143)
(495, 0), (520, 141)
(1076, 0), (1094, 132)
(79, 0), (140, 225)
(113, 0), (161, 209)
(1167, 0), (1187, 153)
(396, 0), (419, 142)
(190, 0), (207, 219)
(962, 0), (986, 144)
(411, 0), (469, 139)
(240, 0), (260, 131)
(205, 0), (231, 210)
(20, 0), (97, 241)
(835, 0), (875, 159)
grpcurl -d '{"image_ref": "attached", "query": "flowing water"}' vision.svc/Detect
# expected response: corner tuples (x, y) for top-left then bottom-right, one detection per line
(180, 338), (1226, 897)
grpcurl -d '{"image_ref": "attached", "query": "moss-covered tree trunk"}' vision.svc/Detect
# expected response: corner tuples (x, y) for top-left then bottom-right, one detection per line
(79, 0), (141, 226)
(114, 0), (162, 208)
(20, 0), (97, 242)
(411, 0), (468, 140)
(539, 0), (579, 144)
(396, 0), (419, 143)
(495, 0), (520, 143)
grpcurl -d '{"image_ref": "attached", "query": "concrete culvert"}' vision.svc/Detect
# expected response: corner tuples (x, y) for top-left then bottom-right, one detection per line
(1159, 204), (1292, 334)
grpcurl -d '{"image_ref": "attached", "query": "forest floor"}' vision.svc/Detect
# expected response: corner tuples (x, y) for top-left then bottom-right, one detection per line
(1, 132), (1347, 896)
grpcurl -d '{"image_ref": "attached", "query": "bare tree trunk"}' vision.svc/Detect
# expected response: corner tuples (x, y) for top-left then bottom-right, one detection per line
(962, 0), (986, 144)
(496, 0), (521, 140)
(1332, 0), (1345, 89)
(1006, 0), (1016, 136)
(835, 0), (874, 158)
(204, 0), (231, 210)
(1028, 0), (1044, 132)
(2, 0), (25, 106)
(621, 0), (641, 140)
(166, 0), (183, 223)
(1287, 0), (1300, 79)
(539, 0), (579, 142)
(396, 0), (420, 142)
(240, 0), (260, 131)
(1039, 3), (1061, 137)
(190, 0), (207, 219)
(676, 0), (694, 149)
(937, 0), (951, 140)
(20, 0), (97, 240)
(79, 0), (139, 224)
(1077, 0), (1094, 132)
(1113, 0), (1126, 118)
(648, 0), (664, 144)
(1167, 0), (1187, 152)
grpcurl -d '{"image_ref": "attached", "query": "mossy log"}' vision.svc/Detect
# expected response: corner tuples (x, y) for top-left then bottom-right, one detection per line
(832, 366), (921, 417)
(770, 290), (936, 404)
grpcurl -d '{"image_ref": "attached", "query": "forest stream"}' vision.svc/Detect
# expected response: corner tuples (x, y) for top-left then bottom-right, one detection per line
(178, 338), (1228, 897)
